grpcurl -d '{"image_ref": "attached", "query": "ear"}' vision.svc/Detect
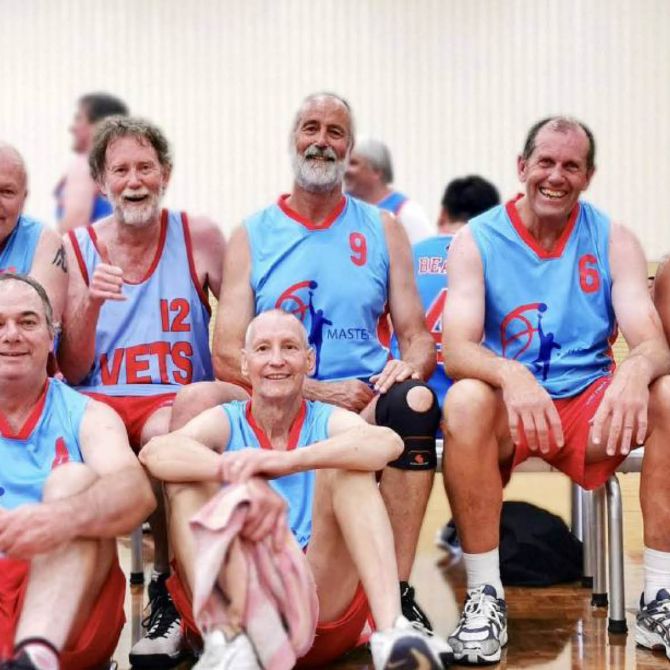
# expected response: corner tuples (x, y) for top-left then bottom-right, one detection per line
(240, 349), (250, 378)
(583, 166), (596, 191)
(305, 346), (316, 376)
(517, 154), (528, 183)
(161, 165), (172, 189)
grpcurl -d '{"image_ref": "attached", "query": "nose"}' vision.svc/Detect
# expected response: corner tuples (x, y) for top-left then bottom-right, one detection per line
(268, 345), (285, 366)
(127, 167), (143, 187)
(547, 164), (565, 184)
(2, 319), (21, 341)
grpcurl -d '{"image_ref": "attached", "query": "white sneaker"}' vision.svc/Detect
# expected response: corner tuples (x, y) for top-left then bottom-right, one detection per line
(370, 615), (452, 669)
(193, 630), (261, 670)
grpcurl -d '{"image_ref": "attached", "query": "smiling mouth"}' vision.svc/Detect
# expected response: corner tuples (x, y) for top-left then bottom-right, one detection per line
(539, 187), (567, 200)
(0, 352), (28, 358)
(123, 193), (150, 204)
(265, 373), (290, 380)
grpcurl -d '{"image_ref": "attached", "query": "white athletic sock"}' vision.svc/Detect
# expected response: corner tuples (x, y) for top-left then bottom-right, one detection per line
(644, 546), (670, 603)
(463, 548), (504, 598)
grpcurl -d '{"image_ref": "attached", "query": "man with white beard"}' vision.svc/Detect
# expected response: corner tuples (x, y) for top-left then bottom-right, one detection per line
(58, 116), (227, 668)
(176, 92), (440, 634)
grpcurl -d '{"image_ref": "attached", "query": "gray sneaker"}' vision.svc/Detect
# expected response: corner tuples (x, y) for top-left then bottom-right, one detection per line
(448, 585), (507, 664)
(636, 588), (670, 660)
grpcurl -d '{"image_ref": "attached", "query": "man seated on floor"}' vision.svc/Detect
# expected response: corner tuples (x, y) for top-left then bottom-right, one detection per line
(0, 273), (155, 670)
(440, 116), (670, 664)
(139, 309), (452, 670)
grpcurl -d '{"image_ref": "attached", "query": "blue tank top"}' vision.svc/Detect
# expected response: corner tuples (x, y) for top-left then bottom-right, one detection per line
(377, 191), (408, 215)
(0, 216), (42, 274)
(470, 197), (616, 398)
(246, 195), (390, 382)
(54, 177), (113, 224)
(222, 399), (334, 548)
(0, 379), (87, 510)
(391, 234), (453, 408)
(69, 210), (213, 396)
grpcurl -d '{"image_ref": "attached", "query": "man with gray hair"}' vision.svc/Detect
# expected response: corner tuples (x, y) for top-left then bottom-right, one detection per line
(58, 116), (229, 667)
(0, 143), (68, 330)
(345, 138), (431, 243)
(192, 92), (441, 632)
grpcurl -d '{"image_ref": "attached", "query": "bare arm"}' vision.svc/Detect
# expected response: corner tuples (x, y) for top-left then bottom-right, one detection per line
(188, 214), (225, 299)
(384, 212), (435, 380)
(212, 225), (254, 386)
(30, 228), (68, 328)
(219, 408), (403, 482)
(591, 224), (670, 454)
(139, 405), (232, 482)
(653, 254), (670, 343)
(57, 232), (124, 383)
(57, 156), (96, 233)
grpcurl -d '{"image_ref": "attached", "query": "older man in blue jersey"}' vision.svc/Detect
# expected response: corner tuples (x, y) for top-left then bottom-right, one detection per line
(58, 117), (232, 667)
(441, 116), (670, 664)
(0, 273), (154, 670)
(0, 144), (68, 330)
(140, 309), (452, 670)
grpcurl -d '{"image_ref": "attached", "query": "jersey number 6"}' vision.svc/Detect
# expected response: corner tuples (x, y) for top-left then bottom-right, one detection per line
(578, 254), (600, 294)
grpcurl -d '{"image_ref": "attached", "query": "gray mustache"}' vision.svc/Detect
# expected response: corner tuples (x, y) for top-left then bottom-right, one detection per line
(304, 145), (337, 161)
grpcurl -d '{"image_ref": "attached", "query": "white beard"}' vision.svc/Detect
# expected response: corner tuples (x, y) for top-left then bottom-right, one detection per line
(291, 144), (348, 193)
(110, 190), (162, 228)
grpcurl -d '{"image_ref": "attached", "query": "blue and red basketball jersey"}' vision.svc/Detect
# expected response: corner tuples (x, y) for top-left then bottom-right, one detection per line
(222, 399), (333, 548)
(470, 197), (616, 398)
(0, 216), (43, 274)
(0, 379), (87, 510)
(245, 195), (390, 382)
(391, 234), (453, 408)
(68, 210), (213, 395)
(377, 191), (409, 215)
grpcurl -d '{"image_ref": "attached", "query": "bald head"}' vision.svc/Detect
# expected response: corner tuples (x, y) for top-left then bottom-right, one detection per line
(244, 309), (310, 349)
(0, 143), (27, 192)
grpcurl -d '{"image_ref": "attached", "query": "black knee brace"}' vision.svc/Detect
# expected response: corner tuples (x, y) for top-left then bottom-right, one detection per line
(375, 379), (440, 470)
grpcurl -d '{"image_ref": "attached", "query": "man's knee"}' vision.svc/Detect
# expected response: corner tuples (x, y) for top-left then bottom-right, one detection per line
(375, 380), (440, 470)
(170, 381), (249, 430)
(443, 379), (498, 437)
(649, 374), (670, 429)
(42, 462), (98, 501)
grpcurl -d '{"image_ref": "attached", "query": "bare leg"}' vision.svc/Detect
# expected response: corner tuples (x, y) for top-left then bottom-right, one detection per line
(308, 468), (399, 629)
(442, 380), (511, 553)
(15, 463), (116, 650)
(170, 381), (249, 431)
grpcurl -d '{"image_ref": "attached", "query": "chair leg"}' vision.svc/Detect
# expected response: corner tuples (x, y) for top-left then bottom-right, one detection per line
(591, 485), (608, 607)
(130, 525), (145, 585)
(571, 482), (583, 541)
(582, 489), (594, 587)
(606, 475), (628, 633)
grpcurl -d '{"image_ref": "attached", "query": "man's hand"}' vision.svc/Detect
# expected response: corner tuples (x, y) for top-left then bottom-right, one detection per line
(591, 362), (650, 456)
(89, 238), (125, 305)
(320, 379), (375, 412)
(241, 478), (288, 551)
(369, 359), (420, 394)
(501, 363), (564, 454)
(219, 449), (289, 483)
(0, 504), (73, 559)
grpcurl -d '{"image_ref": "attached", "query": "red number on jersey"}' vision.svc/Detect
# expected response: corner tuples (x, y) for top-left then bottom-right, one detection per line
(349, 232), (367, 266)
(578, 254), (600, 293)
(160, 298), (191, 332)
(425, 288), (447, 363)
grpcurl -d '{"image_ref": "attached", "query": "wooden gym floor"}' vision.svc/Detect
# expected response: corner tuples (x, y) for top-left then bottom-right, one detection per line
(114, 470), (667, 669)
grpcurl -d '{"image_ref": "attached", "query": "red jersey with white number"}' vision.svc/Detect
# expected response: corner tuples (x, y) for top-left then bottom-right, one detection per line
(245, 195), (390, 382)
(68, 210), (213, 396)
(470, 196), (616, 398)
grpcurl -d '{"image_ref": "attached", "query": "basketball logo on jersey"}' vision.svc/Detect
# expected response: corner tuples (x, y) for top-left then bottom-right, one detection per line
(275, 280), (332, 377)
(501, 303), (562, 381)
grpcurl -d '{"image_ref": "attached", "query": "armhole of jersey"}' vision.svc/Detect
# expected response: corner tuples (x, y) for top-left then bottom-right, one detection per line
(219, 403), (236, 452)
(468, 223), (488, 278)
(181, 212), (212, 314)
(68, 230), (90, 286)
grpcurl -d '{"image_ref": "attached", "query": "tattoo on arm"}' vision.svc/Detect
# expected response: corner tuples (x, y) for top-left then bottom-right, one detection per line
(52, 245), (68, 273)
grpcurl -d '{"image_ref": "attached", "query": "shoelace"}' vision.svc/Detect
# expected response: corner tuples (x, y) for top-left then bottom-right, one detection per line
(401, 584), (433, 632)
(142, 592), (179, 639)
(461, 588), (504, 630)
(646, 598), (670, 630)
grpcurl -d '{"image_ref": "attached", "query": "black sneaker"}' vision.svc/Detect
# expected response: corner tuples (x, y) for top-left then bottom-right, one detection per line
(400, 581), (433, 632)
(129, 574), (187, 668)
(0, 652), (38, 670)
(636, 588), (670, 660)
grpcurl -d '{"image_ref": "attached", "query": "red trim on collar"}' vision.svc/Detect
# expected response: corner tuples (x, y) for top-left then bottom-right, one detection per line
(506, 195), (580, 260)
(181, 212), (211, 314)
(89, 209), (168, 285)
(245, 400), (307, 451)
(0, 380), (50, 439)
(68, 230), (90, 286)
(277, 194), (346, 231)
